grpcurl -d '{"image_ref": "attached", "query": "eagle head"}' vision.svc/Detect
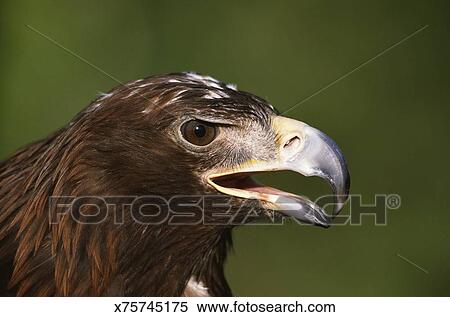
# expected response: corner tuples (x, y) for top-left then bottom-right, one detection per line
(0, 72), (349, 296)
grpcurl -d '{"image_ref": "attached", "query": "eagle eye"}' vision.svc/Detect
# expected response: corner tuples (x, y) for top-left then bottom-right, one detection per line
(181, 120), (217, 146)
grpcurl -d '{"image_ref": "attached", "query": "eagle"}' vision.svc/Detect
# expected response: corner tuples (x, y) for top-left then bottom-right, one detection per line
(0, 72), (349, 296)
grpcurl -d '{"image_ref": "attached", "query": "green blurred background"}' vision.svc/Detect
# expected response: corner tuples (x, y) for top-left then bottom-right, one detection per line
(1, 0), (449, 296)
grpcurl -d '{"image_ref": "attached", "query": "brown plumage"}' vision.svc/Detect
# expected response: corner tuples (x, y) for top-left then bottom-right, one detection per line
(0, 73), (276, 296)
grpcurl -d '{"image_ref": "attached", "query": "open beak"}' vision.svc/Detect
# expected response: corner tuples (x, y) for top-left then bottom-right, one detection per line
(207, 116), (350, 228)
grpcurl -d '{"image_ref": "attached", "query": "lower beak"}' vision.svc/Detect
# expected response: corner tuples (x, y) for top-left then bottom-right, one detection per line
(208, 116), (350, 227)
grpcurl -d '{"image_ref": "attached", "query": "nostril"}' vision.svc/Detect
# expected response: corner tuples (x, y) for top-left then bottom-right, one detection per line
(282, 136), (302, 159)
(283, 136), (301, 149)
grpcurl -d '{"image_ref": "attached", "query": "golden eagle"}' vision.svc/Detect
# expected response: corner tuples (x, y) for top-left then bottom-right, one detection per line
(0, 72), (349, 296)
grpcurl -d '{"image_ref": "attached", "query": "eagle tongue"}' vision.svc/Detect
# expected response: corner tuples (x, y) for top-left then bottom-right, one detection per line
(272, 194), (331, 228)
(235, 177), (331, 228)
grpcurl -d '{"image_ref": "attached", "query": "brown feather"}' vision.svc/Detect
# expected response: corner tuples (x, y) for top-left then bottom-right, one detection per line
(0, 72), (276, 296)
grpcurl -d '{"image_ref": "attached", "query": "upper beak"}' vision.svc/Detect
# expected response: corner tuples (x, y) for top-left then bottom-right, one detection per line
(208, 116), (350, 227)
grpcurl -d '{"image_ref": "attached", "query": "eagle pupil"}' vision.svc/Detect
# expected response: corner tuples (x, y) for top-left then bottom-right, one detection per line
(194, 124), (206, 138)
